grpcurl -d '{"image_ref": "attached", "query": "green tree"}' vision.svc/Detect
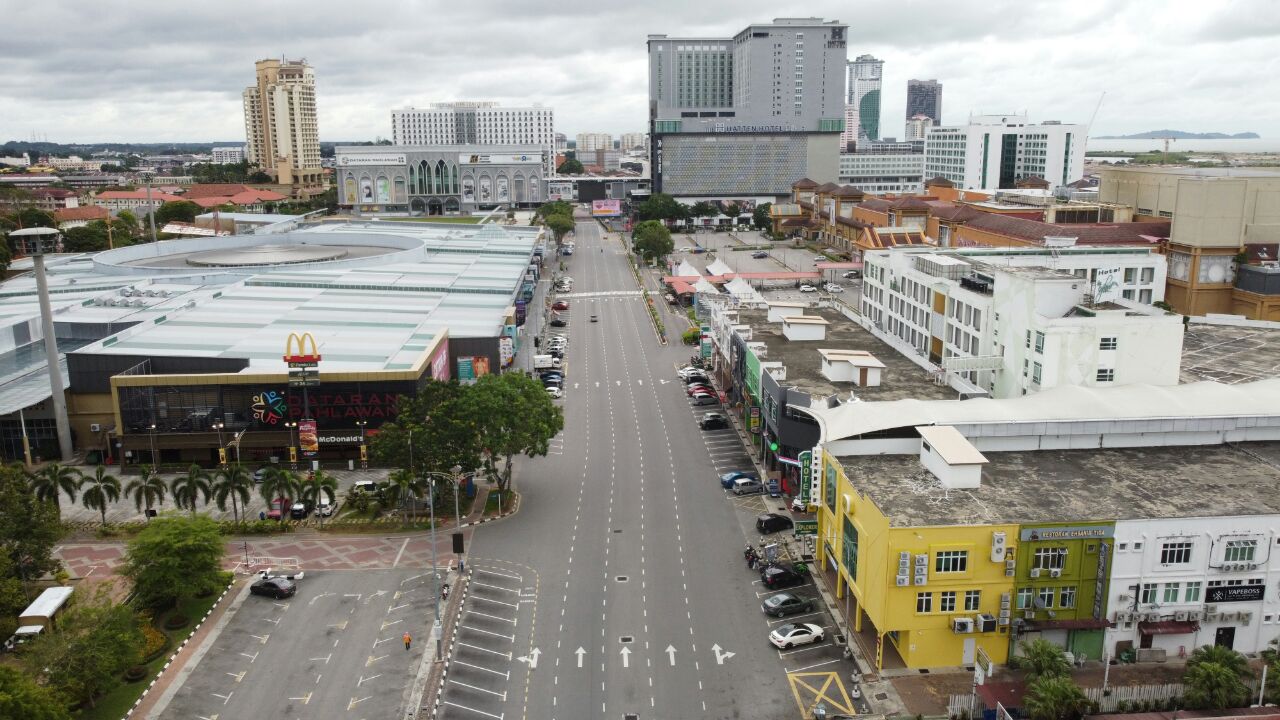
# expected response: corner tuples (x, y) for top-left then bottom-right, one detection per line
(152, 200), (202, 226)
(690, 200), (718, 218)
(61, 224), (110, 253)
(258, 467), (299, 522)
(724, 202), (741, 219)
(385, 469), (426, 523)
(80, 465), (121, 528)
(544, 213), (575, 244)
(635, 193), (689, 222)
(298, 469), (338, 527)
(753, 202), (773, 230)
(1015, 638), (1071, 681)
(121, 515), (224, 609)
(171, 464), (212, 517)
(116, 209), (140, 231)
(534, 200), (573, 219)
(11, 207), (56, 229)
(371, 381), (483, 481)
(0, 555), (31, 640)
(22, 589), (144, 708)
(0, 464), (64, 582)
(125, 467), (168, 519)
(213, 464), (254, 524)
(469, 373), (565, 493)
(29, 462), (82, 514)
(1023, 675), (1091, 720)
(0, 665), (71, 720)
(556, 157), (584, 174)
(1187, 643), (1250, 677)
(1183, 661), (1250, 710)
(632, 219), (674, 264)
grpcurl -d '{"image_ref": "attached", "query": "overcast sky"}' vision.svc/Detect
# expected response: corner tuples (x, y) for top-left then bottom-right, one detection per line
(1, 0), (1276, 144)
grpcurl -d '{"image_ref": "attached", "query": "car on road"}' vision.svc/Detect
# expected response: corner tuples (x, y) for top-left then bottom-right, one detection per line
(252, 466), (269, 483)
(677, 365), (704, 376)
(699, 412), (729, 430)
(590, 314), (598, 322)
(550, 318), (568, 327)
(690, 247), (708, 254)
(546, 386), (564, 399)
(842, 270), (861, 279)
(719, 469), (759, 489)
(552, 301), (569, 311)
(732, 477), (764, 495)
(679, 246), (694, 253)
(823, 283), (843, 293)
(761, 592), (816, 618)
(760, 563), (808, 590)
(289, 501), (311, 519)
(813, 255), (827, 264)
(266, 496), (290, 520)
(798, 284), (817, 293)
(548, 348), (565, 359)
(250, 576), (297, 599)
(751, 251), (769, 259)
(686, 383), (714, 396)
(756, 512), (794, 534)
(769, 622), (824, 649)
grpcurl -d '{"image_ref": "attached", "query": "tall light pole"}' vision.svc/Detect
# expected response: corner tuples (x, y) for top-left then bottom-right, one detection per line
(451, 464), (463, 529)
(149, 423), (158, 467)
(10, 228), (73, 463)
(213, 422), (226, 467)
(428, 468), (442, 660)
(285, 421), (298, 470)
(141, 171), (159, 244)
(356, 420), (367, 469)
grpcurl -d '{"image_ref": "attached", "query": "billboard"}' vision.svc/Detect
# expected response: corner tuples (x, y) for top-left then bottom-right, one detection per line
(457, 356), (491, 382)
(592, 199), (622, 217)
(462, 153), (542, 165)
(298, 418), (319, 457)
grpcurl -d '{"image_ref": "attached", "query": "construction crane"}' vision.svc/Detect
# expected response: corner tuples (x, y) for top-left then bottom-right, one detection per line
(1088, 91), (1106, 131)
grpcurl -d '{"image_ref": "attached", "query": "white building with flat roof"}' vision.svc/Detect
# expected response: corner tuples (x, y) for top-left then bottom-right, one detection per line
(212, 146), (246, 164)
(838, 150), (924, 194)
(925, 114), (1086, 191)
(860, 245), (1178, 398)
(392, 102), (556, 177)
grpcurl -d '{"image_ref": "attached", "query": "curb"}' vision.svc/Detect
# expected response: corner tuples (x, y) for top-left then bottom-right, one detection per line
(458, 491), (521, 528)
(425, 569), (472, 719)
(123, 579), (236, 720)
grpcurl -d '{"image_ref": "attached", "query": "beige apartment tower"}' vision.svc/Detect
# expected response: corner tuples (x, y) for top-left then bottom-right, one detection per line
(243, 58), (323, 196)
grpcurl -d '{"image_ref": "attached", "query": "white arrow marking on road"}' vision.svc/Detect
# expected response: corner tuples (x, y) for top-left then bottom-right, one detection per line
(308, 592), (335, 606)
(666, 645), (677, 666)
(712, 644), (735, 665)
(517, 647), (541, 669)
(575, 647), (586, 668)
(620, 646), (632, 668)
(660, 379), (670, 384)
(638, 379), (644, 385)
(574, 383), (580, 389)
(616, 380), (622, 386)
(595, 382), (600, 388)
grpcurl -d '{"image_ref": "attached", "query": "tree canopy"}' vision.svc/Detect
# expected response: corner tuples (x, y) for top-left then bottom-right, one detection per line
(635, 193), (688, 222)
(1023, 675), (1090, 720)
(544, 213), (575, 243)
(535, 200), (573, 219)
(0, 665), (70, 720)
(1014, 638), (1071, 682)
(22, 589), (145, 708)
(1183, 644), (1252, 710)
(632, 220), (674, 264)
(152, 200), (202, 226)
(556, 158), (584, 174)
(0, 464), (63, 584)
(468, 372), (564, 492)
(121, 514), (224, 610)
(753, 202), (773, 230)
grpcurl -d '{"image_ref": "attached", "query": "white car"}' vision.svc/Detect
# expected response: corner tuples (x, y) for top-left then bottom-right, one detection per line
(823, 283), (843, 293)
(679, 246), (694, 253)
(769, 622), (825, 649)
(798, 284), (818, 293)
(790, 496), (809, 513)
(842, 270), (861, 279)
(678, 366), (705, 378)
(316, 496), (336, 517)
(546, 386), (564, 399)
(560, 276), (575, 283)
(813, 256), (827, 264)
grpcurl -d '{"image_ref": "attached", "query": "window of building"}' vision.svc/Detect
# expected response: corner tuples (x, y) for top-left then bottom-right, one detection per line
(1099, 337), (1117, 351)
(1097, 368), (1115, 382)
(916, 592), (932, 613)
(1037, 587), (1055, 609)
(964, 590), (981, 611)
(1163, 582), (1181, 603)
(1034, 331), (1045, 353)
(1025, 330), (1031, 348)
(1016, 587), (1033, 609)
(1225, 539), (1258, 562)
(1208, 580), (1223, 587)
(1249, 578), (1265, 586)
(1118, 542), (1128, 551)
(1124, 268), (1137, 284)
(1060, 586), (1076, 608)
(1185, 582), (1202, 602)
(1227, 579), (1244, 586)
(1140, 289), (1153, 304)
(935, 550), (968, 573)
(1122, 289), (1135, 300)
(940, 591), (956, 612)
(1134, 541), (1143, 550)
(1160, 541), (1192, 565)
(1032, 362), (1042, 385)
(1033, 547), (1066, 570)
(1140, 583), (1158, 604)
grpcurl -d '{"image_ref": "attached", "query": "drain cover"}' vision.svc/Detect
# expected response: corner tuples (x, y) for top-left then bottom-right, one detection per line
(616, 576), (628, 582)
(613, 529), (623, 533)
(620, 636), (634, 644)
(624, 715), (639, 720)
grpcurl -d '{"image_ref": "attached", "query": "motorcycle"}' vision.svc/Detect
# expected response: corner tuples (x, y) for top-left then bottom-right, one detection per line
(441, 582), (451, 600)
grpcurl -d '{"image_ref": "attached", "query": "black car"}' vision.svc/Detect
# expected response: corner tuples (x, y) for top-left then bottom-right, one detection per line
(683, 374), (710, 384)
(760, 563), (806, 590)
(550, 318), (568, 327)
(699, 413), (729, 430)
(250, 576), (297, 599)
(751, 251), (769, 259)
(756, 513), (794, 535)
(539, 371), (564, 382)
(548, 348), (565, 359)
(761, 592), (816, 618)
(289, 501), (311, 520)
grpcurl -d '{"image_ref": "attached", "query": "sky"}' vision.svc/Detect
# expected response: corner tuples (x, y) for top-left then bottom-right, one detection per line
(1, 0), (1277, 144)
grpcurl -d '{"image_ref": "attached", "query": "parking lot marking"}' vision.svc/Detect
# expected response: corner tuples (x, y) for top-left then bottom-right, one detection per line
(471, 581), (519, 593)
(343, 593), (362, 600)
(347, 696), (371, 711)
(387, 602), (410, 614)
(467, 609), (516, 624)
(307, 592), (334, 606)
(473, 594), (519, 609)
(249, 633), (269, 644)
(226, 670), (245, 683)
(380, 619), (402, 630)
(777, 641), (833, 656)
(786, 658), (841, 673)
(787, 671), (855, 717)
(363, 589), (388, 604)
(356, 673), (380, 687)
(328, 620), (347, 630)
(196, 714), (219, 720)
(451, 679), (509, 700)
(442, 700), (504, 719)
(476, 567), (522, 581)
(458, 641), (512, 660)
(239, 651), (258, 663)
(462, 624), (514, 641)
(454, 660), (511, 679)
(366, 654), (387, 666)
(262, 617), (280, 625)
(210, 691), (233, 705)
(767, 611), (824, 625)
(315, 673), (322, 684)
(287, 691), (312, 704)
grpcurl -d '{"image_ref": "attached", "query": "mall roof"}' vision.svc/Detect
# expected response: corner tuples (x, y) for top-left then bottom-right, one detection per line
(814, 379), (1280, 443)
(838, 440), (1280, 527)
(1180, 319), (1280, 385)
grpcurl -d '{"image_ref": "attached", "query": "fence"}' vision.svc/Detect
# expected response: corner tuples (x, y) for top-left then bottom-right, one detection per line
(950, 679), (1263, 717)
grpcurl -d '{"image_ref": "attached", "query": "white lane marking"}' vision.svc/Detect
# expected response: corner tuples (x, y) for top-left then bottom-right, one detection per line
(391, 538), (409, 568)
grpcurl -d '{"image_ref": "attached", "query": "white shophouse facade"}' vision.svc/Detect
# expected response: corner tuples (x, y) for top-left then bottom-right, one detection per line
(860, 246), (1179, 398)
(1106, 516), (1280, 657)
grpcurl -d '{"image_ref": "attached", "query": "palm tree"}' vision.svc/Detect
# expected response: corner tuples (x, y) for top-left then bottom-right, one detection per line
(1023, 676), (1091, 720)
(386, 470), (424, 523)
(1187, 643), (1250, 677)
(171, 464), (212, 517)
(1183, 661), (1250, 710)
(213, 464), (254, 524)
(258, 467), (299, 522)
(80, 465), (122, 528)
(29, 463), (82, 514)
(1015, 638), (1072, 682)
(298, 469), (338, 527)
(125, 467), (169, 520)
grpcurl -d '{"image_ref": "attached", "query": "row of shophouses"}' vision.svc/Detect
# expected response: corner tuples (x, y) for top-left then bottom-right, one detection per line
(698, 285), (1280, 671)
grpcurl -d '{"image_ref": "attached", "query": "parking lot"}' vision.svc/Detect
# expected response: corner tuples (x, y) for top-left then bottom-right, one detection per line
(156, 568), (442, 720)
(436, 562), (536, 720)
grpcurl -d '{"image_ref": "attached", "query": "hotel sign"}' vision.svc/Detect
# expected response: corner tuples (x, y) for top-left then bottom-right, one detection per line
(1020, 526), (1114, 541)
(337, 154), (407, 166)
(1207, 585), (1265, 604)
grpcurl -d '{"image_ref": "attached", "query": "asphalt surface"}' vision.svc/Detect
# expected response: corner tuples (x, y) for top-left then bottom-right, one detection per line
(443, 218), (855, 720)
(157, 569), (441, 720)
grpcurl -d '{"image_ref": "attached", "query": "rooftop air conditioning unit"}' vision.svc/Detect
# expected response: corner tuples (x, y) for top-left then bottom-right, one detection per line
(952, 617), (974, 634)
(991, 531), (1007, 562)
(1049, 568), (1062, 578)
(1029, 568), (1041, 578)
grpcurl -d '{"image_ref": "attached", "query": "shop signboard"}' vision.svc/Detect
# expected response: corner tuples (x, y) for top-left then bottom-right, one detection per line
(798, 450), (812, 506)
(1206, 585), (1265, 603)
(748, 406), (761, 434)
(700, 324), (712, 359)
(457, 356), (491, 383)
(793, 520), (818, 536)
(591, 199), (622, 217)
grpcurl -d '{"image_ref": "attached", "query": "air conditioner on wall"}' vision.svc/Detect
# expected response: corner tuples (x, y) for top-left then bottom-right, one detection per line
(895, 575), (909, 587)
(1205, 605), (1218, 614)
(1175, 612), (1188, 621)
(914, 575), (927, 586)
(1049, 568), (1062, 578)
(997, 616), (1010, 626)
(953, 618), (974, 634)
(1241, 612), (1253, 623)
(1030, 568), (1041, 578)
(1187, 611), (1203, 621)
(916, 554), (928, 566)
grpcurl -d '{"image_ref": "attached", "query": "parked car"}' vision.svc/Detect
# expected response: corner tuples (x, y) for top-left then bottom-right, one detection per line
(266, 497), (290, 520)
(682, 373), (710, 384)
(732, 477), (764, 495)
(250, 576), (297, 599)
(590, 314), (598, 323)
(720, 469), (759, 489)
(289, 501), (311, 520)
(769, 622), (824, 649)
(799, 284), (817, 293)
(546, 386), (564, 399)
(552, 301), (570, 311)
(842, 270), (861, 279)
(690, 247), (708, 254)
(823, 283), (843, 293)
(813, 255), (827, 264)
(699, 413), (729, 430)
(690, 394), (718, 406)
(353, 480), (378, 494)
(252, 466), (269, 483)
(679, 247), (694, 253)
(550, 318), (568, 327)
(751, 251), (769, 259)
(677, 365), (704, 377)
(760, 563), (807, 590)
(756, 512), (794, 534)
(316, 496), (336, 517)
(761, 592), (816, 618)
(686, 383), (714, 396)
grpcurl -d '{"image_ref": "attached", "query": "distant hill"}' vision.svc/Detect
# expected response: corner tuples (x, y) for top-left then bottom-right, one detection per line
(1094, 130), (1260, 140)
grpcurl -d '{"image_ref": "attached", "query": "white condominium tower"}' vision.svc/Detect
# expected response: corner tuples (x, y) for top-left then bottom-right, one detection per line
(392, 102), (556, 176)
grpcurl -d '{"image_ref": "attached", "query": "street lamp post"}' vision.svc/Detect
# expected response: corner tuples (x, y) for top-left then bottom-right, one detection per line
(148, 423), (158, 468)
(285, 421), (298, 470)
(141, 172), (158, 244)
(357, 421), (368, 469)
(451, 464), (463, 531)
(213, 422), (226, 467)
(428, 471), (443, 660)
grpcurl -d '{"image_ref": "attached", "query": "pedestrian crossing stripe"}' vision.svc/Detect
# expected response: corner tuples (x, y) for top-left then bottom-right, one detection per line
(787, 671), (856, 716)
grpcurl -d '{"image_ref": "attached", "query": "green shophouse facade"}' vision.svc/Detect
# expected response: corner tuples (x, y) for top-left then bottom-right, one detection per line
(1011, 521), (1116, 661)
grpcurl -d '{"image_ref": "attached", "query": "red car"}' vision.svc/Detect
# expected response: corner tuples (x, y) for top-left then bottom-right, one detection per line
(687, 383), (714, 396)
(552, 301), (569, 311)
(266, 497), (291, 520)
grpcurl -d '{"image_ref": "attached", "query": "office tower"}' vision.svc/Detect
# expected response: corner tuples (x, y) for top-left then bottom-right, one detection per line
(904, 114), (932, 141)
(392, 102), (555, 176)
(242, 58), (322, 193)
(906, 79), (942, 126)
(647, 17), (848, 198)
(924, 114), (1086, 191)
(847, 54), (883, 142)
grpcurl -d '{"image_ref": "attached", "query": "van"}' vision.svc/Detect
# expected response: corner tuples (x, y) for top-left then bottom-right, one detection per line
(732, 477), (764, 496)
(534, 354), (561, 370)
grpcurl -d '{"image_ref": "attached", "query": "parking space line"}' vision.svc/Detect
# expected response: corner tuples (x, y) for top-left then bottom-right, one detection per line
(472, 595), (519, 610)
(442, 700), (505, 719)
(777, 641), (833, 656)
(453, 659), (511, 679)
(461, 624), (515, 641)
(458, 642), (513, 660)
(785, 658), (842, 673)
(767, 611), (825, 625)
(450, 679), (509, 700)
(475, 568), (522, 581)
(466, 609), (517, 624)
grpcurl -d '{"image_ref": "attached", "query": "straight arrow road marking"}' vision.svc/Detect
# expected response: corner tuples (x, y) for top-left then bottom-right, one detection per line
(516, 648), (541, 669)
(666, 645), (677, 666)
(575, 647), (586, 668)
(620, 646), (631, 668)
(712, 644), (735, 664)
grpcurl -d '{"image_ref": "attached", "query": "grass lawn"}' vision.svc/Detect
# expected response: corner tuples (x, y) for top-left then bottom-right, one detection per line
(484, 489), (514, 516)
(75, 578), (231, 720)
(383, 216), (483, 224)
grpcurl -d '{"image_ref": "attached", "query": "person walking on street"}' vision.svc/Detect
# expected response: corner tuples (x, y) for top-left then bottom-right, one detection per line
(403, 631), (412, 651)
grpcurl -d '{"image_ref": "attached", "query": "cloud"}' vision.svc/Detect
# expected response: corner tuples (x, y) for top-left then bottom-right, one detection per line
(0, 0), (1275, 143)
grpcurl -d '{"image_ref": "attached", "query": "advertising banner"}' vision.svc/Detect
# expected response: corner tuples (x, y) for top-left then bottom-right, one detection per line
(462, 153), (542, 165)
(1207, 585), (1265, 603)
(748, 407), (761, 434)
(457, 356), (492, 382)
(798, 450), (812, 507)
(792, 520), (818, 536)
(299, 418), (319, 457)
(337, 153), (407, 166)
(591, 199), (622, 217)
(499, 337), (514, 367)
(700, 324), (712, 359)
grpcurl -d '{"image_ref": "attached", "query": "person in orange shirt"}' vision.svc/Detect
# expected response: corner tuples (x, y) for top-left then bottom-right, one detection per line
(403, 631), (412, 651)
